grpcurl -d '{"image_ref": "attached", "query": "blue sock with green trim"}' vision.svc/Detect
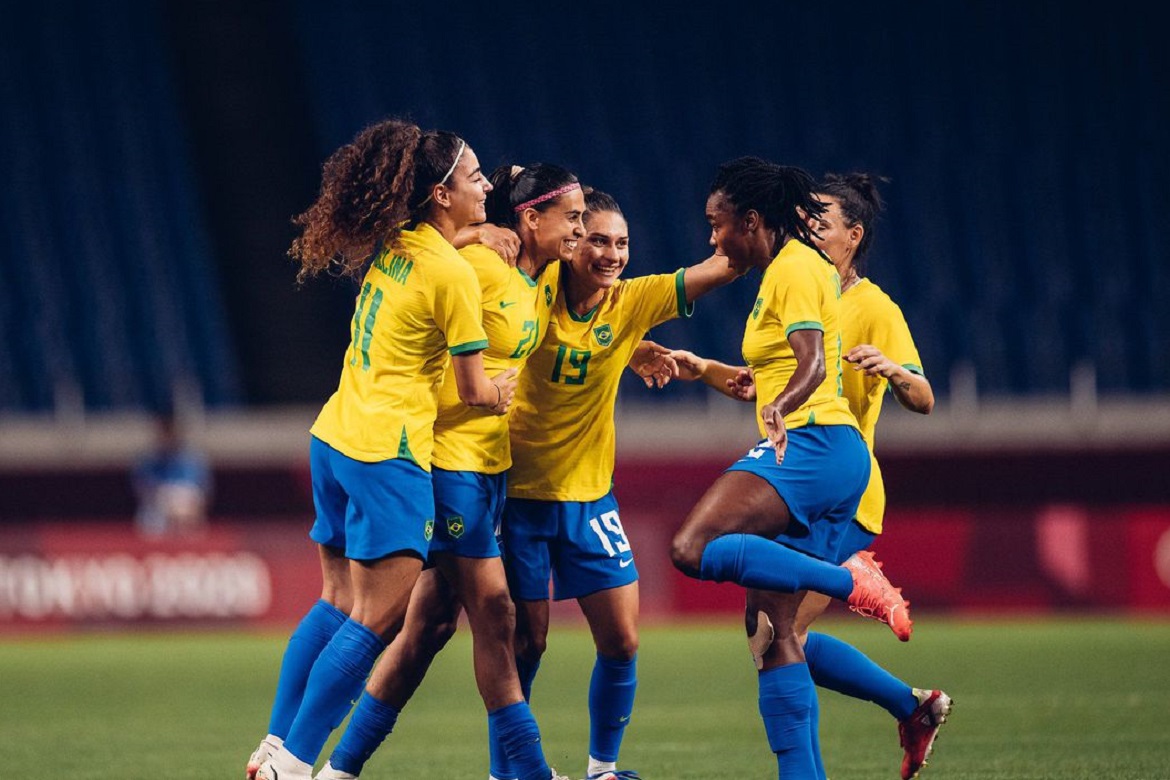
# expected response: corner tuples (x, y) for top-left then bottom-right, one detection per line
(283, 619), (385, 765)
(699, 534), (853, 599)
(588, 653), (637, 763)
(758, 662), (819, 780)
(516, 656), (541, 703)
(490, 701), (550, 780)
(804, 632), (917, 720)
(328, 691), (400, 775)
(267, 599), (348, 739)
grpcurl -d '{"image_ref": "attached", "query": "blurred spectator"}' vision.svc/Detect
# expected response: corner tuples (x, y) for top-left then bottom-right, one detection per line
(132, 412), (212, 537)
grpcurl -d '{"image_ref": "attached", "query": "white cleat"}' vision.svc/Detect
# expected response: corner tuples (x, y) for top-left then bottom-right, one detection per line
(314, 761), (358, 780)
(246, 736), (283, 780)
(256, 748), (314, 780)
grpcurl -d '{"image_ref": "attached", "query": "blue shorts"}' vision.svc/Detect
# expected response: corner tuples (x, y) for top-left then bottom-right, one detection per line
(501, 491), (638, 601)
(308, 436), (435, 562)
(428, 467), (507, 559)
(726, 425), (872, 565)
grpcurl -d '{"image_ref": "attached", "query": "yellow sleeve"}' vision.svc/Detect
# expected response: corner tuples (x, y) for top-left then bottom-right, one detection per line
(621, 269), (693, 333)
(869, 300), (924, 376)
(460, 245), (511, 307)
(774, 258), (825, 336)
(434, 261), (489, 355)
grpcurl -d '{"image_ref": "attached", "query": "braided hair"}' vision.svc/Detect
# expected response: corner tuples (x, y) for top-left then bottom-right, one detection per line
(709, 156), (826, 256)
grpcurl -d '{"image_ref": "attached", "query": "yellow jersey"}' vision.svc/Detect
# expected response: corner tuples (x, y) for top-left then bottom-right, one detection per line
(742, 240), (856, 436)
(840, 277), (924, 534)
(432, 247), (560, 474)
(508, 268), (691, 501)
(310, 222), (488, 468)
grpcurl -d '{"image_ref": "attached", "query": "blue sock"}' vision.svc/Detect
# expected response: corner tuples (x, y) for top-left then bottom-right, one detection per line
(283, 619), (386, 765)
(699, 535), (853, 599)
(488, 710), (515, 780)
(809, 688), (826, 780)
(267, 599), (348, 738)
(588, 653), (637, 763)
(489, 701), (550, 780)
(804, 632), (917, 720)
(328, 691), (400, 775)
(758, 662), (818, 780)
(516, 656), (541, 703)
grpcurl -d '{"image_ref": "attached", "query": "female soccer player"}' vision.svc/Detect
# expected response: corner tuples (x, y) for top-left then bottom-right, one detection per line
(501, 189), (736, 780)
(802, 173), (949, 780)
(666, 157), (910, 780)
(310, 163), (584, 780)
(668, 172), (950, 779)
(247, 118), (521, 780)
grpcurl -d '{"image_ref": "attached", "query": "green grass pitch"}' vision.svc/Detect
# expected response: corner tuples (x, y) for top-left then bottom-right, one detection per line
(2, 616), (1168, 779)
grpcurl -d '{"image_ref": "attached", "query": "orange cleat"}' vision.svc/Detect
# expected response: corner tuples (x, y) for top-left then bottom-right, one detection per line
(899, 689), (953, 779)
(842, 550), (913, 641)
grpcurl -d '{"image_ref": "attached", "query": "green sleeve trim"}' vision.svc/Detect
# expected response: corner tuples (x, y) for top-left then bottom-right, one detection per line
(449, 339), (489, 355)
(784, 320), (823, 337)
(674, 268), (694, 318)
(886, 364), (927, 394)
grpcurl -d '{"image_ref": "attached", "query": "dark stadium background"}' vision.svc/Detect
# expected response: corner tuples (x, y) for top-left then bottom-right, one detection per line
(2, 1), (1169, 630)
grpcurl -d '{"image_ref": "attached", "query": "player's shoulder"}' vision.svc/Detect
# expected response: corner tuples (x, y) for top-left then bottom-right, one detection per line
(458, 243), (510, 283)
(458, 242), (506, 269)
(850, 278), (904, 314)
(608, 269), (675, 305)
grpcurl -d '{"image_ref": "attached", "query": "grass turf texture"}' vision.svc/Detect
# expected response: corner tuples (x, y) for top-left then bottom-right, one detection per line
(1, 617), (1168, 779)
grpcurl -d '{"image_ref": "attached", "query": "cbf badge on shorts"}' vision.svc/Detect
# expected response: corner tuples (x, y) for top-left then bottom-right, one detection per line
(446, 515), (465, 539)
(424, 518), (434, 542)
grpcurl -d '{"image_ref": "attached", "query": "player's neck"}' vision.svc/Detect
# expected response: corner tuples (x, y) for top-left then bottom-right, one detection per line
(564, 270), (605, 316)
(516, 251), (548, 280)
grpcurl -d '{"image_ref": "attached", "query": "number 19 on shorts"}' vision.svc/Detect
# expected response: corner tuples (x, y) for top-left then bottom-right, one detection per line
(588, 510), (631, 560)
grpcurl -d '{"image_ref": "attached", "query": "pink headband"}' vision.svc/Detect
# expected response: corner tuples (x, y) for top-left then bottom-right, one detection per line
(513, 182), (581, 213)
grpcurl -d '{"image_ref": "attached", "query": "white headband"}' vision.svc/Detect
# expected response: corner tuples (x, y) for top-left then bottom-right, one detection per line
(419, 139), (466, 207)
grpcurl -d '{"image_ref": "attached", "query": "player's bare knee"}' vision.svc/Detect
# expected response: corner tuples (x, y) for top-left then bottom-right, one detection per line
(669, 530), (704, 576)
(603, 633), (639, 661)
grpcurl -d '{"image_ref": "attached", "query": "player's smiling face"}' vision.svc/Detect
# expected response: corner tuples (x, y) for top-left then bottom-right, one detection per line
(570, 208), (629, 291)
(528, 188), (586, 262)
(444, 147), (492, 227)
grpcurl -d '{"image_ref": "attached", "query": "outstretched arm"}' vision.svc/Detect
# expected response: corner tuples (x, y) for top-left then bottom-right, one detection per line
(628, 340), (680, 389)
(668, 349), (756, 401)
(846, 344), (934, 414)
(682, 252), (742, 303)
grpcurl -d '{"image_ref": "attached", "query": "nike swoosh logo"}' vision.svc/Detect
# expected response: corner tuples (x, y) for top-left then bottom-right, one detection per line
(499, 301), (517, 308)
(619, 557), (633, 568)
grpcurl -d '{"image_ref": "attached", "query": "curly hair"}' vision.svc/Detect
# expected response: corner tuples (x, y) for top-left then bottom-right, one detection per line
(710, 156), (827, 256)
(289, 118), (465, 283)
